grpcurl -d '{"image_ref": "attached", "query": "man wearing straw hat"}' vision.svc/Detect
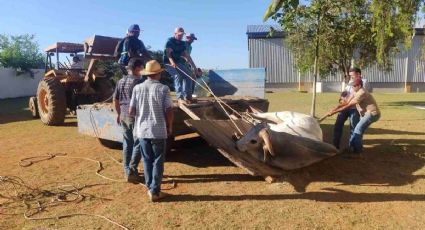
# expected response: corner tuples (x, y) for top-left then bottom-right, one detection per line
(164, 27), (201, 105)
(129, 60), (174, 202)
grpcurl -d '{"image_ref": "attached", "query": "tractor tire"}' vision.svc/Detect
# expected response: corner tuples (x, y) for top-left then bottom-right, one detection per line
(94, 78), (114, 102)
(37, 78), (67, 126)
(29, 96), (39, 118)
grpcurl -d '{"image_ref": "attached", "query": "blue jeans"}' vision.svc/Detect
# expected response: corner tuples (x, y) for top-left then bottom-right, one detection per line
(165, 63), (194, 100)
(139, 138), (166, 195)
(121, 119), (141, 176)
(333, 109), (360, 149)
(349, 113), (380, 153)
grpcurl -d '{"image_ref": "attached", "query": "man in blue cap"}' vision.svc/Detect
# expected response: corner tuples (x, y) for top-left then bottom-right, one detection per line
(116, 24), (152, 66)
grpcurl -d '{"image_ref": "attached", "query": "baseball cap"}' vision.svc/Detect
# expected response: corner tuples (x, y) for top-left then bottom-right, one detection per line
(186, 33), (197, 40)
(128, 24), (141, 32)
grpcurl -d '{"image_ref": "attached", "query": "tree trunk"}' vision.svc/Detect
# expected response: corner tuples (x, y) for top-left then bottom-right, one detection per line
(310, 9), (321, 117)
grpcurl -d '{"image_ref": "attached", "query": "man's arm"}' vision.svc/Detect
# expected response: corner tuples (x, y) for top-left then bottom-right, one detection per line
(129, 88), (137, 117)
(328, 94), (355, 115)
(113, 98), (121, 125)
(166, 48), (176, 67)
(183, 51), (198, 72)
(113, 83), (121, 124)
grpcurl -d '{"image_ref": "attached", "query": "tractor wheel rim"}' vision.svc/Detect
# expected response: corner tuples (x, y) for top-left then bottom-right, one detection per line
(39, 89), (49, 114)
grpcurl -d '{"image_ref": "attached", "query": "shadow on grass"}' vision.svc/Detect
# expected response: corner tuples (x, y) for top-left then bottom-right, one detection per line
(163, 188), (425, 203)
(164, 173), (263, 184)
(0, 97), (36, 124)
(167, 136), (235, 168)
(165, 126), (425, 203)
(320, 124), (425, 143)
(382, 101), (425, 107)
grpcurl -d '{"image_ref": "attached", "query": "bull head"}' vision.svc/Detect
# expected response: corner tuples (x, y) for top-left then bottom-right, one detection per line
(236, 123), (276, 162)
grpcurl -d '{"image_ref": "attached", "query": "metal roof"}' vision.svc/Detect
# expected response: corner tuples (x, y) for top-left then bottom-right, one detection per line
(247, 25), (424, 38)
(44, 42), (84, 53)
(247, 25), (284, 38)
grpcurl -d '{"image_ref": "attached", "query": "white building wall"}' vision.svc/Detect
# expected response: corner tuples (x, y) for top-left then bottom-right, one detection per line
(0, 68), (44, 99)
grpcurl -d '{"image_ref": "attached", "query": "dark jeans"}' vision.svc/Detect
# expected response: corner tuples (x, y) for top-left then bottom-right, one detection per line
(333, 108), (360, 149)
(165, 63), (194, 100)
(349, 113), (380, 153)
(139, 138), (166, 195)
(121, 119), (141, 176)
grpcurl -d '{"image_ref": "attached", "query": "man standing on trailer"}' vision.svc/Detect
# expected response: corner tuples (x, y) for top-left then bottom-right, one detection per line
(163, 27), (201, 105)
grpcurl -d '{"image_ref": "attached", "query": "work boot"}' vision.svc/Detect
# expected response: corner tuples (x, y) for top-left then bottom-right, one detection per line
(149, 192), (169, 202)
(187, 98), (197, 103)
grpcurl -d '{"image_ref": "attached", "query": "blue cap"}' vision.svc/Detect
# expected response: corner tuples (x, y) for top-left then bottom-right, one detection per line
(128, 24), (140, 32)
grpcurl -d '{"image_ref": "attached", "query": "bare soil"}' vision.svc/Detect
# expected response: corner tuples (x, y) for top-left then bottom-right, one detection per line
(0, 93), (424, 229)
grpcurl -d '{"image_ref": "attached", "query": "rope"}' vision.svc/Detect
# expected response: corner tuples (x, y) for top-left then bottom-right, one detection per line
(20, 153), (123, 183)
(88, 108), (177, 190)
(0, 176), (129, 229)
(167, 64), (248, 135)
(24, 212), (129, 230)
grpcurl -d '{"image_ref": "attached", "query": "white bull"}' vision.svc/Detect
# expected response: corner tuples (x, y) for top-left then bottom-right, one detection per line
(251, 111), (323, 142)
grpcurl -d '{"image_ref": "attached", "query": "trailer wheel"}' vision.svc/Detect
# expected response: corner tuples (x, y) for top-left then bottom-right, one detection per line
(99, 139), (122, 149)
(37, 78), (66, 125)
(29, 96), (39, 118)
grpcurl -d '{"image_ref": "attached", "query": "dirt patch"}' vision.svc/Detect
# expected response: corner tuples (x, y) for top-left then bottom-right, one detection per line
(1, 93), (425, 229)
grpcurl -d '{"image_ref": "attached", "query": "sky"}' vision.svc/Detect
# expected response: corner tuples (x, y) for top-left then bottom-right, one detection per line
(0, 0), (274, 69)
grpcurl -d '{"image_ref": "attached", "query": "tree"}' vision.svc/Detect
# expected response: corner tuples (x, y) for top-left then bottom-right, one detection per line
(0, 34), (45, 77)
(264, 0), (424, 116)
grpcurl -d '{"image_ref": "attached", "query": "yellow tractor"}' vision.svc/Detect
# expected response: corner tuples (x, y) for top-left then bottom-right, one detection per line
(29, 35), (121, 125)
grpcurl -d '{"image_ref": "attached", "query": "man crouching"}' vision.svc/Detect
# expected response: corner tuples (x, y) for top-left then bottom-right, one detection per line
(129, 60), (174, 202)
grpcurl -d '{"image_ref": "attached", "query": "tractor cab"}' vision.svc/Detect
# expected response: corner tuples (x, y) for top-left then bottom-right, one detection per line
(30, 35), (122, 126)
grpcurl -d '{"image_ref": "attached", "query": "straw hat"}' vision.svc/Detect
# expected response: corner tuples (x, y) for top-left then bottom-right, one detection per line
(141, 60), (164, 75)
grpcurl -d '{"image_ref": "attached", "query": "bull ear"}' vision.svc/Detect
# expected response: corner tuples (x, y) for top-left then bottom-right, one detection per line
(259, 128), (275, 157)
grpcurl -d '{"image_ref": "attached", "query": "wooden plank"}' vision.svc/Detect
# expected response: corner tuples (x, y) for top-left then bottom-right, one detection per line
(179, 103), (201, 120)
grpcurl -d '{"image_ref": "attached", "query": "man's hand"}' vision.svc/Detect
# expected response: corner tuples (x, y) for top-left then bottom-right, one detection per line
(327, 110), (335, 117)
(167, 127), (173, 137)
(170, 60), (177, 68)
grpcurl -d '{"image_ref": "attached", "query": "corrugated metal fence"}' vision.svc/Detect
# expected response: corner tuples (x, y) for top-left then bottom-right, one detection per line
(248, 36), (425, 84)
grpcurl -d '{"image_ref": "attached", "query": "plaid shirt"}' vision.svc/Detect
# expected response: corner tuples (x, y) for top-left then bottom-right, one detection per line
(129, 79), (173, 139)
(113, 75), (145, 120)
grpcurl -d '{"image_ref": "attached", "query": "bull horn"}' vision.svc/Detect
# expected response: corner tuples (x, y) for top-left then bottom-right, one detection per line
(259, 128), (275, 157)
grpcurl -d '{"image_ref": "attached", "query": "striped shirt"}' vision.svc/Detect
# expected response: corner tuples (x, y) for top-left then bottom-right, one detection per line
(129, 79), (173, 139)
(113, 75), (145, 120)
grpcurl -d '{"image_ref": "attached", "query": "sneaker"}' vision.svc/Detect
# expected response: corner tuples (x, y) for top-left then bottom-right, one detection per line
(149, 192), (169, 202)
(147, 190), (153, 200)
